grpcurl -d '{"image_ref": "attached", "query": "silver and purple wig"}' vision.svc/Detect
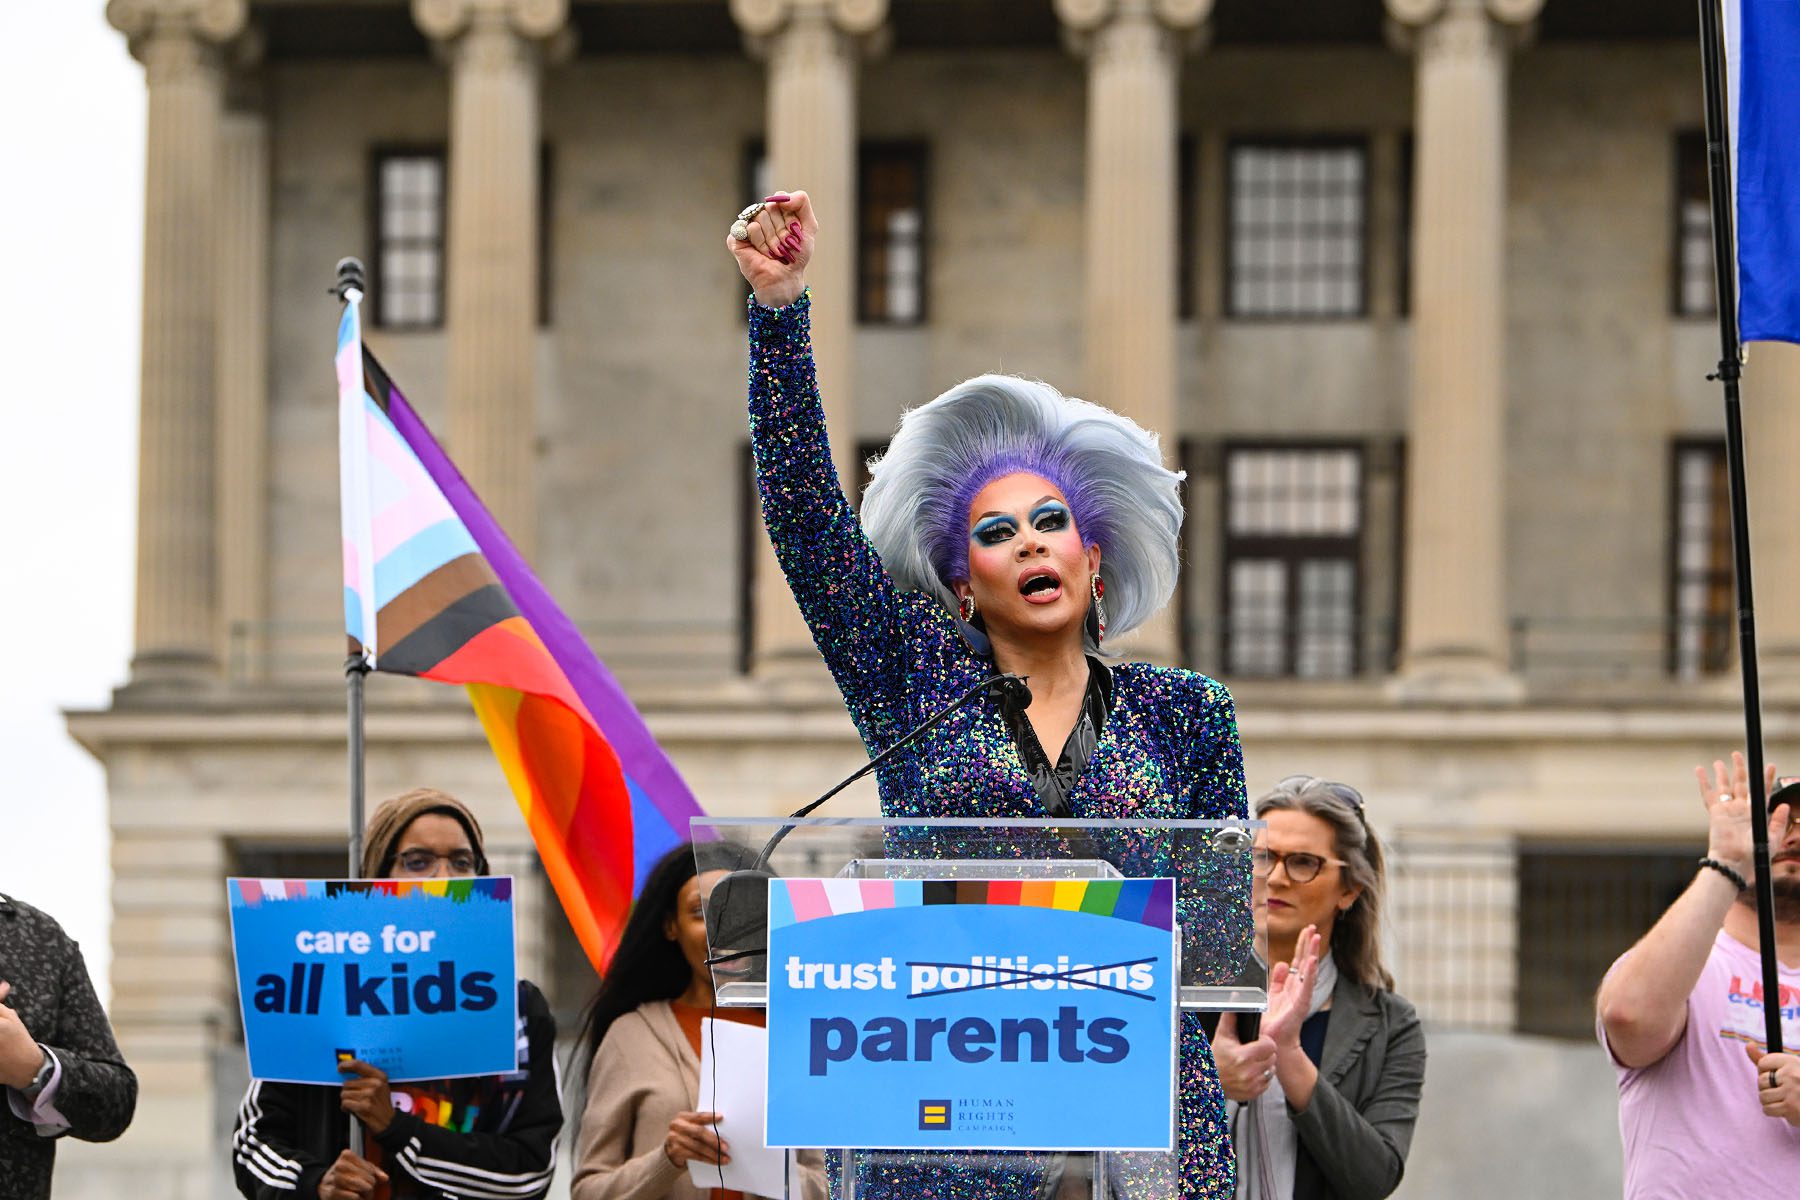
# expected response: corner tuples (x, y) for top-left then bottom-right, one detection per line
(859, 373), (1185, 649)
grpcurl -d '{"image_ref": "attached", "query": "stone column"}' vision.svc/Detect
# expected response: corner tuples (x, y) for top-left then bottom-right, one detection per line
(216, 102), (270, 681)
(413, 0), (568, 561)
(1055, 0), (1208, 665)
(1745, 343), (1800, 699)
(107, 0), (249, 688)
(731, 0), (888, 675)
(1386, 0), (1540, 700)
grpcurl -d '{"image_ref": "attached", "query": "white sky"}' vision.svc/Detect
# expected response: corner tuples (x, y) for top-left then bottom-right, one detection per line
(0, 7), (144, 998)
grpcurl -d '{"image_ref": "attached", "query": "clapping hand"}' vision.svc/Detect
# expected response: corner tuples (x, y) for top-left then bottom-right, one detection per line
(726, 191), (817, 310)
(1211, 1011), (1278, 1103)
(1263, 925), (1324, 1048)
(0, 981), (45, 1090)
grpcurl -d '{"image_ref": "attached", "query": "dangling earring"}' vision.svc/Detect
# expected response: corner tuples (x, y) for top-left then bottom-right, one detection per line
(1090, 575), (1107, 640)
(958, 595), (977, 623)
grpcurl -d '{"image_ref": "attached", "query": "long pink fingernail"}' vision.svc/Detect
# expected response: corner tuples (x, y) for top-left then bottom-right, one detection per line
(764, 193), (791, 203)
(789, 221), (801, 234)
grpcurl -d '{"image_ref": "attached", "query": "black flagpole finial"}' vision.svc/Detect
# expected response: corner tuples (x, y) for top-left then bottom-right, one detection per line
(333, 256), (367, 302)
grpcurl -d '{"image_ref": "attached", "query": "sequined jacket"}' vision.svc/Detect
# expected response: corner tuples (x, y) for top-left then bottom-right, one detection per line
(746, 293), (1250, 1199)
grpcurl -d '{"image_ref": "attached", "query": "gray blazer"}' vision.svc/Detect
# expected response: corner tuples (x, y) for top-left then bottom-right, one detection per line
(1286, 972), (1426, 1200)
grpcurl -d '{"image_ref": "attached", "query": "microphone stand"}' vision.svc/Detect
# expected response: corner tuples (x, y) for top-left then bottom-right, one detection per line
(704, 673), (1029, 969)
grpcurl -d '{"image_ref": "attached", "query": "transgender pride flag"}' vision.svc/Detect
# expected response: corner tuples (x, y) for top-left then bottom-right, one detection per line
(336, 292), (704, 970)
(1724, 0), (1800, 344)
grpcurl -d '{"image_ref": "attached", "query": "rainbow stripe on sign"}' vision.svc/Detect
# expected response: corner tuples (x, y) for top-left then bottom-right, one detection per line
(228, 878), (514, 908)
(767, 877), (1173, 932)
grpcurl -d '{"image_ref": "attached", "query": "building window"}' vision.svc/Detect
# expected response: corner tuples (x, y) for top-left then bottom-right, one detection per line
(1225, 139), (1368, 319)
(1674, 131), (1717, 318)
(1516, 843), (1697, 1039)
(371, 148), (447, 329)
(1222, 444), (1363, 678)
(1669, 439), (1732, 677)
(859, 143), (928, 324)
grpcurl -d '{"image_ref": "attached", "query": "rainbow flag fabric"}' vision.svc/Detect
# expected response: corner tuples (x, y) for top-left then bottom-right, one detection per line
(336, 292), (703, 970)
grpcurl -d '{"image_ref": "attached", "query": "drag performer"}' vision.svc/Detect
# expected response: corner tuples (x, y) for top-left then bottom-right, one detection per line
(726, 191), (1250, 1199)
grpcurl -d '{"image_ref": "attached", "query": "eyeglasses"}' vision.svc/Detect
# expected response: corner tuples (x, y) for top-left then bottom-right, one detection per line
(393, 849), (479, 877)
(1251, 848), (1346, 884)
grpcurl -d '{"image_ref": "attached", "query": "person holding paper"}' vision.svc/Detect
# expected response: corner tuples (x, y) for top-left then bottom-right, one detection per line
(573, 843), (824, 1200)
(231, 789), (562, 1200)
(727, 192), (1248, 1197)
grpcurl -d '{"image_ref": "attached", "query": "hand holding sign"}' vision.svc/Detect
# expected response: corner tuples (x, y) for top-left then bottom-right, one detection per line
(318, 1150), (387, 1200)
(340, 1059), (397, 1134)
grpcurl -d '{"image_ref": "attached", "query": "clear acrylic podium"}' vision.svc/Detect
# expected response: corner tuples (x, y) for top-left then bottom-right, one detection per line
(694, 817), (1266, 1200)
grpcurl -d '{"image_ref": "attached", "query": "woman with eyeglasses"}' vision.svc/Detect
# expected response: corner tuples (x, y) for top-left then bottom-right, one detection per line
(231, 789), (563, 1200)
(1210, 777), (1425, 1200)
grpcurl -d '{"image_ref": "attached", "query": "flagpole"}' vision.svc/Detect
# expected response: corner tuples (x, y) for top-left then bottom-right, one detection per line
(1696, 0), (1783, 1054)
(334, 256), (374, 1153)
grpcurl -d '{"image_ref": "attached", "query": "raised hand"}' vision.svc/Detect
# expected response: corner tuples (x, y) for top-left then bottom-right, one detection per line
(726, 190), (817, 310)
(1262, 925), (1323, 1049)
(1696, 752), (1788, 882)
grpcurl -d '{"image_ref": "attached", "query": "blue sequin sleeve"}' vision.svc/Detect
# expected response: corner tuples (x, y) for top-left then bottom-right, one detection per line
(746, 293), (916, 746)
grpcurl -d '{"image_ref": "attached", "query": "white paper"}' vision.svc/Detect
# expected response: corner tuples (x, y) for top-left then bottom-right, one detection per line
(690, 1018), (795, 1198)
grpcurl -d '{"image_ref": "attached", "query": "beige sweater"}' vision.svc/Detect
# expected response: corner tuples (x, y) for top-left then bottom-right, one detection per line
(571, 1000), (824, 1200)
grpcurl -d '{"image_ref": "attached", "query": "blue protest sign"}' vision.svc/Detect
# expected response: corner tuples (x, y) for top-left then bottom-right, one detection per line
(226, 877), (517, 1084)
(765, 877), (1178, 1151)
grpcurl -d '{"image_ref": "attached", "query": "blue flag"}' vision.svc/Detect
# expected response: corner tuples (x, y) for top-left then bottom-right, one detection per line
(1727, 0), (1800, 344)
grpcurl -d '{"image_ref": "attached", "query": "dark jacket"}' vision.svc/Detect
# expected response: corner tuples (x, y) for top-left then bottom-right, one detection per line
(0, 892), (138, 1200)
(232, 980), (561, 1200)
(1288, 972), (1427, 1200)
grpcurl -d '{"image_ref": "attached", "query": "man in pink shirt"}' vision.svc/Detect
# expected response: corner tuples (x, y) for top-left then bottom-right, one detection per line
(1597, 752), (1800, 1197)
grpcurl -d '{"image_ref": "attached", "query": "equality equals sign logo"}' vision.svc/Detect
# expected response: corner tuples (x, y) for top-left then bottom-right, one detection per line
(918, 1100), (951, 1131)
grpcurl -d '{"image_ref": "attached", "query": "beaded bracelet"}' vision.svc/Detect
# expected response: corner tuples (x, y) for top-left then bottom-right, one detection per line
(1698, 856), (1749, 891)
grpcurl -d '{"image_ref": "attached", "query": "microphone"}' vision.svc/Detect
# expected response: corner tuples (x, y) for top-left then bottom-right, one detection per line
(704, 673), (1030, 971)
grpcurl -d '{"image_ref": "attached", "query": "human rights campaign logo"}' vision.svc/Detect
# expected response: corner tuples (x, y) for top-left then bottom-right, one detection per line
(918, 1100), (951, 1131)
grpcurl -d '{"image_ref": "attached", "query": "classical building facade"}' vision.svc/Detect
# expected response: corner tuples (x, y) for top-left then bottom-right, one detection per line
(69, 0), (1800, 1195)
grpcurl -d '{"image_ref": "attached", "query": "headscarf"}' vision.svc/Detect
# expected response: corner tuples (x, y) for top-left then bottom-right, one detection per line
(359, 787), (490, 879)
